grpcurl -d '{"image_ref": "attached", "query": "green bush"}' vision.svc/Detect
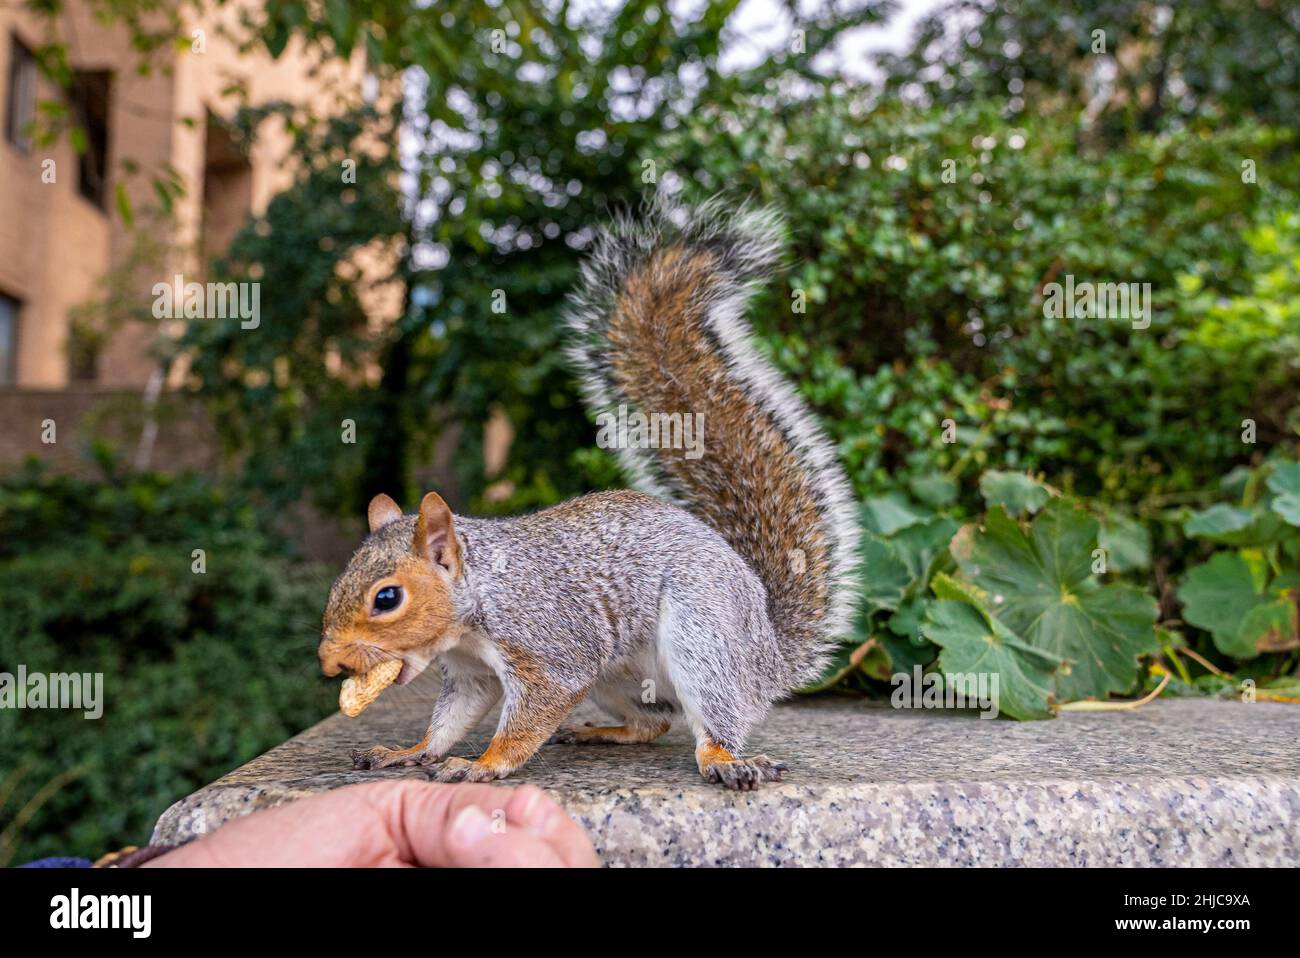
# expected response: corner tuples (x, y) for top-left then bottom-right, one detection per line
(1178, 208), (1300, 443)
(0, 465), (335, 865)
(658, 98), (1300, 503)
(814, 458), (1300, 712)
(654, 94), (1299, 702)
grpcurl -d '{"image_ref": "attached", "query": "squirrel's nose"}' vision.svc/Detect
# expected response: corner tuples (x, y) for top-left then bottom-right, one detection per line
(318, 638), (351, 677)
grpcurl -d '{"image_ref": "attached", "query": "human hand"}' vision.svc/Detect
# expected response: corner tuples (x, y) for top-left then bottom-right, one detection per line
(147, 780), (599, 867)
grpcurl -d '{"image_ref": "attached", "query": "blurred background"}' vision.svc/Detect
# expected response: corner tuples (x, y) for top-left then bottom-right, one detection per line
(1, 0), (1298, 864)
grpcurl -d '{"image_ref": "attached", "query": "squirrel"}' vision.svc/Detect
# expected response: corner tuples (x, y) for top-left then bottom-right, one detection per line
(318, 197), (859, 790)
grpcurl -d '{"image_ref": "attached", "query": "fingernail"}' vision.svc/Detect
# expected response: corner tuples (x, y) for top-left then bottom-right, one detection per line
(449, 805), (492, 846)
(536, 808), (560, 836)
(517, 788), (544, 822)
(519, 796), (558, 836)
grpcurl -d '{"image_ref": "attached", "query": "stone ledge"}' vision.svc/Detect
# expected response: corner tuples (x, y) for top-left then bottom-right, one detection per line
(152, 680), (1300, 866)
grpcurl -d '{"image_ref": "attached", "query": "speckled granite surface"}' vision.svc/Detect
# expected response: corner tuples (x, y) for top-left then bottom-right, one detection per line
(152, 679), (1300, 866)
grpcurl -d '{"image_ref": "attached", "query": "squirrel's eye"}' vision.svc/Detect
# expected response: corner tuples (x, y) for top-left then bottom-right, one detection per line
(372, 586), (402, 613)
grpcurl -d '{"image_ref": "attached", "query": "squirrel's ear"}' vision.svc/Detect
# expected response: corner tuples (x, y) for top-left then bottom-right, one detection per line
(415, 491), (459, 574)
(367, 494), (403, 533)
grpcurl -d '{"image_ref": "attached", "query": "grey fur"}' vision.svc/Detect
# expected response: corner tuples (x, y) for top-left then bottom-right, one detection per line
(454, 491), (784, 753)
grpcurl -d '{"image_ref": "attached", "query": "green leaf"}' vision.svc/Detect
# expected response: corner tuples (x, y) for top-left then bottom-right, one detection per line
(1266, 461), (1300, 497)
(1266, 461), (1300, 527)
(930, 570), (988, 606)
(1272, 494), (1300, 527)
(265, 21), (290, 58)
(978, 470), (1051, 517)
(1176, 552), (1271, 657)
(920, 599), (1060, 720)
(856, 640), (894, 682)
(1237, 599), (1298, 655)
(886, 595), (929, 638)
(1183, 504), (1284, 545)
(114, 182), (134, 227)
(1219, 466), (1254, 499)
(889, 515), (959, 585)
(860, 534), (911, 614)
(949, 502), (1159, 700)
(1272, 571), (1300, 595)
(1098, 512), (1151, 572)
(879, 630), (937, 674)
(1184, 503), (1252, 539)
(325, 0), (354, 49)
(907, 473), (958, 508)
(861, 494), (928, 535)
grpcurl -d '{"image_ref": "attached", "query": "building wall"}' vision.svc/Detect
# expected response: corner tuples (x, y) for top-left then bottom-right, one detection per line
(1, 6), (117, 388)
(0, 386), (219, 475)
(0, 0), (367, 392)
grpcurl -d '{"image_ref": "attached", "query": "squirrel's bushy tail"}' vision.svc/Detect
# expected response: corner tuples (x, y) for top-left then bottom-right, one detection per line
(566, 196), (859, 687)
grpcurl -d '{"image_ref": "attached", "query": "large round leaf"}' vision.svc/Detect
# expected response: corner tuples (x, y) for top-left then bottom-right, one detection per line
(949, 501), (1159, 701)
(920, 597), (1060, 720)
(1185, 504), (1287, 545)
(1098, 512), (1151, 572)
(1238, 599), (1298, 655)
(860, 534), (912, 615)
(1176, 552), (1271, 657)
(978, 470), (1051, 517)
(1266, 462), (1300, 528)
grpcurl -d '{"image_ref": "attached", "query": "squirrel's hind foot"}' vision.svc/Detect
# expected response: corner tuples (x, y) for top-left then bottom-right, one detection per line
(702, 755), (787, 790)
(548, 720), (671, 745)
(695, 736), (785, 790)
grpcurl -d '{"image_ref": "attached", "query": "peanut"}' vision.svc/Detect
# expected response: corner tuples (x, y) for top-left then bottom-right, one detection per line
(339, 660), (402, 717)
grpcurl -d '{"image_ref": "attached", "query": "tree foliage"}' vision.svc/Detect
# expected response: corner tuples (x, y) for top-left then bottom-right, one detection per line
(182, 0), (885, 514)
(877, 0), (1300, 136)
(0, 462), (336, 865)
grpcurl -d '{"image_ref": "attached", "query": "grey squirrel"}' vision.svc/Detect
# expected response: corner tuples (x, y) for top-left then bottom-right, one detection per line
(318, 198), (859, 789)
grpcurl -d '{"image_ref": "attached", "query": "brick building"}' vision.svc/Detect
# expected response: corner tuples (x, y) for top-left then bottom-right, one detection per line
(0, 0), (367, 390)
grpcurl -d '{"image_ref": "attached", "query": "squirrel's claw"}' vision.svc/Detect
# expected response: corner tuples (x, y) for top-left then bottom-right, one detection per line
(703, 755), (787, 791)
(351, 744), (428, 770)
(424, 756), (502, 784)
(350, 746), (392, 770)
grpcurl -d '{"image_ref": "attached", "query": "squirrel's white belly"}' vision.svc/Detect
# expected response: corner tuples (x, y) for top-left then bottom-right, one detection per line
(587, 641), (681, 721)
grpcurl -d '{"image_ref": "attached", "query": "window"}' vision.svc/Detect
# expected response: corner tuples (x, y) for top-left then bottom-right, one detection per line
(5, 35), (36, 152)
(0, 293), (18, 386)
(70, 70), (111, 208)
(201, 113), (253, 260)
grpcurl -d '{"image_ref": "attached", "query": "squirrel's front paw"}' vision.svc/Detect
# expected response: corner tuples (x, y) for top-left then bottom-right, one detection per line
(424, 756), (504, 784)
(351, 745), (393, 770)
(351, 744), (427, 770)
